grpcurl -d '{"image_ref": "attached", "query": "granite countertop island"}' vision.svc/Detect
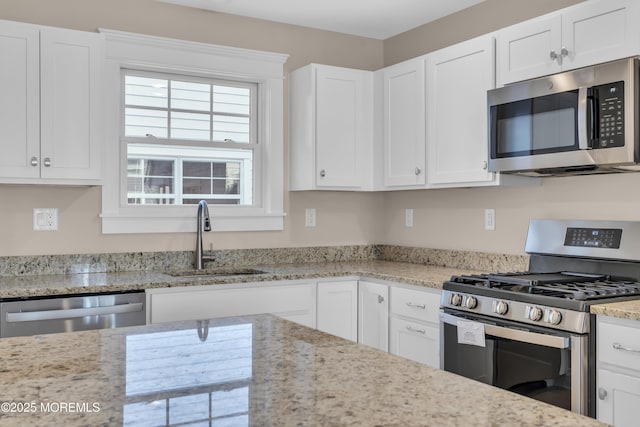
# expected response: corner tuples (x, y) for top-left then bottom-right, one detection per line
(0, 314), (605, 427)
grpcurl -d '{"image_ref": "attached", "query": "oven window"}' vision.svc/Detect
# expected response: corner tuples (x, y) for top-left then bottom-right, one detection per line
(491, 90), (579, 158)
(442, 322), (572, 410)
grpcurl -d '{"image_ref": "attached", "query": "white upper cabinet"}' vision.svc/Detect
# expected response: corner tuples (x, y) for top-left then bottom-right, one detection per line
(497, 0), (640, 86)
(382, 57), (426, 188)
(0, 20), (103, 184)
(426, 35), (496, 187)
(289, 63), (374, 191)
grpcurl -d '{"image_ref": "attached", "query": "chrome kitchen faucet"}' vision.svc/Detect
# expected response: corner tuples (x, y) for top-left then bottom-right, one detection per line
(195, 200), (214, 270)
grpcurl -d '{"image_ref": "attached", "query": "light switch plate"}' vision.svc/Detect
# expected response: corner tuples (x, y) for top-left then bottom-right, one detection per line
(484, 209), (495, 231)
(33, 208), (58, 231)
(305, 208), (317, 227)
(405, 209), (414, 227)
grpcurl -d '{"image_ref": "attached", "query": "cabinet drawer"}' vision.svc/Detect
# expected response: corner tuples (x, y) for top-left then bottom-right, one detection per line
(598, 317), (640, 370)
(390, 286), (440, 323)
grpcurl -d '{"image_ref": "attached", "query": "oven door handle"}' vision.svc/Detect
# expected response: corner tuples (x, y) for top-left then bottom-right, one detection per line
(440, 312), (570, 349)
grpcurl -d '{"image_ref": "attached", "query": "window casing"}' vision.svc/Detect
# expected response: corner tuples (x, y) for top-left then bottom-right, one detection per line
(100, 29), (287, 234)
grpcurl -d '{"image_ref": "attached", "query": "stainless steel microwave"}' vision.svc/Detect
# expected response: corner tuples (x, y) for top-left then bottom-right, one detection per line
(488, 57), (640, 176)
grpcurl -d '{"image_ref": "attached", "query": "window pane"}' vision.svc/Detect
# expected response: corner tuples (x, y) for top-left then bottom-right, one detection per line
(125, 108), (168, 138)
(172, 80), (210, 111)
(183, 178), (212, 194)
(213, 86), (250, 115)
(171, 112), (211, 140)
(125, 76), (168, 108)
(213, 115), (250, 143)
(184, 161), (211, 177)
(213, 178), (240, 195)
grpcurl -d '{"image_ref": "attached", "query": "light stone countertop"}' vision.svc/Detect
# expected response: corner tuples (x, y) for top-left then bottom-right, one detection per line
(0, 314), (606, 427)
(591, 299), (640, 321)
(0, 260), (481, 300)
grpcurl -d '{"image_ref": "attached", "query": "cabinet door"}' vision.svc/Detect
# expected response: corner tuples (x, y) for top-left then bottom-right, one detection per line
(147, 283), (317, 328)
(427, 35), (496, 186)
(497, 14), (562, 85)
(40, 27), (103, 180)
(0, 21), (39, 178)
(315, 66), (366, 188)
(317, 280), (358, 342)
(562, 0), (640, 72)
(382, 57), (426, 187)
(358, 281), (388, 352)
(597, 369), (640, 427)
(389, 317), (439, 368)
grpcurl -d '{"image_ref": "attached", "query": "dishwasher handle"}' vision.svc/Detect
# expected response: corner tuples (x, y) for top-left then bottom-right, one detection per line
(6, 302), (144, 323)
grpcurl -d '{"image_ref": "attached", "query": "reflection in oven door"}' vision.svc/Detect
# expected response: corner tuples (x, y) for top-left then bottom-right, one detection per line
(440, 311), (588, 415)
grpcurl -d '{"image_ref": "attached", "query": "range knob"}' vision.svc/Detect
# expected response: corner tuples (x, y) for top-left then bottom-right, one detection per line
(450, 293), (463, 306)
(494, 300), (509, 315)
(546, 310), (563, 325)
(527, 306), (543, 322)
(463, 296), (478, 309)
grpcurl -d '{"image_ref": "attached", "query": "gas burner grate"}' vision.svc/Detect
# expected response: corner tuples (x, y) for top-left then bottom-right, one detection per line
(449, 272), (640, 301)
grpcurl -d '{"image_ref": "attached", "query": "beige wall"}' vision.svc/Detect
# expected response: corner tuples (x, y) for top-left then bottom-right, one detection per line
(0, 0), (624, 258)
(383, 0), (584, 66)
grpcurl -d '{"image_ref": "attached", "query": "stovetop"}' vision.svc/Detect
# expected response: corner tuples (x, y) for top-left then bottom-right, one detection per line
(443, 271), (640, 312)
(450, 271), (640, 301)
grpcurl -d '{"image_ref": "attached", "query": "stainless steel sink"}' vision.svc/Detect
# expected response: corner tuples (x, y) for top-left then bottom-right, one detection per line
(166, 268), (266, 278)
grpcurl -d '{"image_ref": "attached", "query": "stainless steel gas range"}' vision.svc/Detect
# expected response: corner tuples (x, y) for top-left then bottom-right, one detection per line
(440, 219), (640, 418)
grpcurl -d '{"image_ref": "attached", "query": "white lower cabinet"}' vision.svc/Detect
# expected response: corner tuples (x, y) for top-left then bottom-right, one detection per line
(597, 315), (640, 427)
(317, 280), (358, 342)
(358, 280), (389, 351)
(146, 281), (317, 328)
(389, 285), (441, 368)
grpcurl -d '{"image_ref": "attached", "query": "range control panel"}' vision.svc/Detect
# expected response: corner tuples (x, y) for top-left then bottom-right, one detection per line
(564, 227), (622, 249)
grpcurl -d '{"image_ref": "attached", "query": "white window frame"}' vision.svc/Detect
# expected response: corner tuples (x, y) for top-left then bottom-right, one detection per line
(99, 29), (288, 233)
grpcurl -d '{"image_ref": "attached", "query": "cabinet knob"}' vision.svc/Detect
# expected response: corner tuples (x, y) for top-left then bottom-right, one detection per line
(598, 388), (607, 400)
(550, 50), (558, 60)
(378, 295), (384, 304)
(30, 157), (38, 167)
(561, 47), (569, 57)
(43, 158), (52, 167)
(415, 167), (421, 175)
(319, 169), (326, 178)
(483, 161), (488, 170)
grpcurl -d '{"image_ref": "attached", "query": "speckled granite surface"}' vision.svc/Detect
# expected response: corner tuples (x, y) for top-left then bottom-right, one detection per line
(0, 314), (605, 427)
(591, 300), (640, 321)
(0, 245), (528, 276)
(0, 261), (477, 300)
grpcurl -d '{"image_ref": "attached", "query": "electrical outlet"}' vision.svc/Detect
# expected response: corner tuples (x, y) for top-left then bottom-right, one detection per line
(305, 208), (317, 227)
(33, 208), (58, 231)
(484, 209), (495, 231)
(405, 209), (414, 227)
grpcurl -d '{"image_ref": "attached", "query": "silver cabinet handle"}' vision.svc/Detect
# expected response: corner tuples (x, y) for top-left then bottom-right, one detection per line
(483, 160), (488, 170)
(6, 302), (143, 322)
(598, 388), (608, 400)
(378, 295), (384, 304)
(550, 50), (558, 60)
(613, 342), (640, 353)
(406, 302), (426, 309)
(43, 157), (51, 167)
(415, 167), (421, 175)
(561, 47), (569, 57)
(31, 157), (38, 167)
(319, 169), (326, 178)
(406, 326), (425, 334)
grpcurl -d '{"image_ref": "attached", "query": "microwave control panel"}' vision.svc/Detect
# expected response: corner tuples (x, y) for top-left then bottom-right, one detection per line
(593, 81), (624, 149)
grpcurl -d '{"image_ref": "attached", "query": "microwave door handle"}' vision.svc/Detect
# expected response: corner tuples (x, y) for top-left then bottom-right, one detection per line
(577, 87), (590, 150)
(440, 312), (570, 349)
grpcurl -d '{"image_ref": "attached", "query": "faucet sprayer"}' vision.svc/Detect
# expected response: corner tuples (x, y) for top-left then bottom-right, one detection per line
(195, 200), (213, 269)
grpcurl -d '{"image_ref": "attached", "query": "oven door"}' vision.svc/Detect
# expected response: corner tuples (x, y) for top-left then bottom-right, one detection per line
(439, 311), (590, 416)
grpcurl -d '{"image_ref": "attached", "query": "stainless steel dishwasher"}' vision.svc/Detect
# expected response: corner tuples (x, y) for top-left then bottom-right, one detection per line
(0, 291), (146, 338)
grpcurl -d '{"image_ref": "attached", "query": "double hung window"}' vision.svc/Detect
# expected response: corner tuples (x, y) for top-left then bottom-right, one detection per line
(123, 71), (257, 206)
